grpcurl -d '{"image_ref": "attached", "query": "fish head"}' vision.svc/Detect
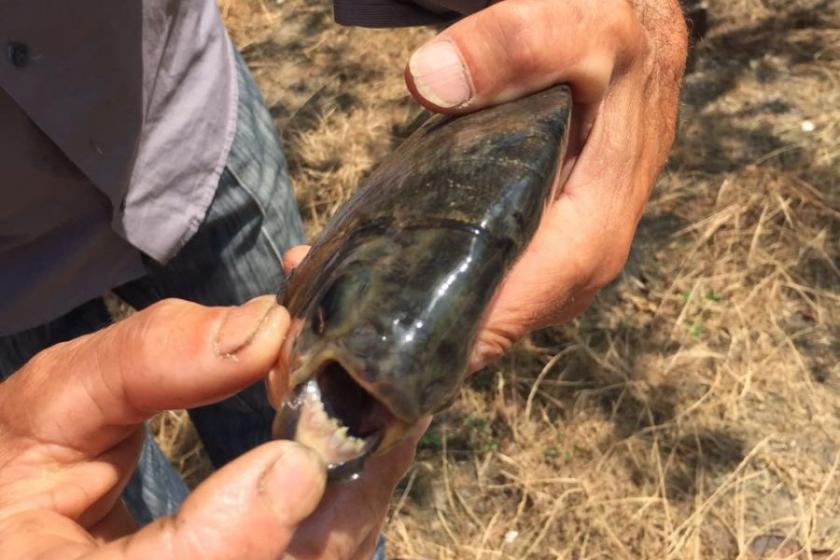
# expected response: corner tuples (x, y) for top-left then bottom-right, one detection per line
(268, 227), (505, 480)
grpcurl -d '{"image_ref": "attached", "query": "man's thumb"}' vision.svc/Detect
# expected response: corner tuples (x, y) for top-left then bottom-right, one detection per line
(96, 442), (326, 560)
(405, 0), (643, 112)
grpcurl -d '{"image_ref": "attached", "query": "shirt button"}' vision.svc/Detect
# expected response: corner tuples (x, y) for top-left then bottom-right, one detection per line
(6, 41), (29, 68)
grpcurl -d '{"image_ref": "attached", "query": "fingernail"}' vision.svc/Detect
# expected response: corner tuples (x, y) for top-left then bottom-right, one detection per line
(215, 296), (278, 358)
(409, 40), (472, 109)
(259, 444), (326, 520)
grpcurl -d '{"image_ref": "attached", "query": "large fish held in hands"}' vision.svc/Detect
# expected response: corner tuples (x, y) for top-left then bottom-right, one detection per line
(268, 85), (573, 480)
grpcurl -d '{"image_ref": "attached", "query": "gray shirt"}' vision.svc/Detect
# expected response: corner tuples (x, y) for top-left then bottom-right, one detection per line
(0, 0), (481, 335)
(334, 0), (487, 26)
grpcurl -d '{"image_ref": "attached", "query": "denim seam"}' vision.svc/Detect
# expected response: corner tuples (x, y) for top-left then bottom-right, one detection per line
(224, 165), (285, 266)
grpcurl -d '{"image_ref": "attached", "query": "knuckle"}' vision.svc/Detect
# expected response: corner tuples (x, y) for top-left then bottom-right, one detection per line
(20, 344), (58, 374)
(590, 241), (633, 290)
(487, 0), (548, 74)
(136, 298), (192, 341)
(155, 514), (187, 557)
(125, 298), (192, 364)
(598, 253), (630, 288)
(496, 1), (537, 41)
(568, 224), (636, 293)
(145, 297), (191, 323)
(10, 339), (71, 399)
(158, 512), (224, 559)
(609, 0), (640, 35)
(480, 320), (523, 358)
(606, 0), (648, 67)
(177, 524), (217, 558)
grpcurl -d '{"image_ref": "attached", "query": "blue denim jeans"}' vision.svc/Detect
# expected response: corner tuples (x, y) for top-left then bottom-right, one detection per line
(0, 50), (303, 523)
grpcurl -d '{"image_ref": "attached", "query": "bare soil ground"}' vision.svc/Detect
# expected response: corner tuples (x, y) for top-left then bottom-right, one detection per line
(154, 1), (840, 557)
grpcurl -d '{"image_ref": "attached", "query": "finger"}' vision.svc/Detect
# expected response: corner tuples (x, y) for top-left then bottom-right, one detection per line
(0, 429), (144, 528)
(283, 245), (311, 274)
(469, 76), (652, 370)
(469, 199), (602, 370)
(87, 442), (326, 560)
(0, 510), (98, 560)
(286, 418), (430, 559)
(1, 296), (289, 454)
(0, 443), (326, 560)
(405, 0), (645, 112)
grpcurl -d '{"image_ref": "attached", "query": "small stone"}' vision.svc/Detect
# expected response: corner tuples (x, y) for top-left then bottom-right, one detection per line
(504, 530), (519, 544)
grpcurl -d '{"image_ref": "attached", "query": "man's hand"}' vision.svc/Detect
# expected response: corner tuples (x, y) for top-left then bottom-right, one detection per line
(404, 0), (689, 369)
(0, 296), (416, 559)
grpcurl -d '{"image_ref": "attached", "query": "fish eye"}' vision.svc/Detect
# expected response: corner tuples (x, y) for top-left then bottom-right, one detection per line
(313, 279), (343, 335)
(312, 305), (326, 335)
(312, 269), (370, 336)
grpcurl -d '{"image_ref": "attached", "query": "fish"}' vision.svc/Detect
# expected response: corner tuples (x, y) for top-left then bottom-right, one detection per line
(268, 85), (573, 480)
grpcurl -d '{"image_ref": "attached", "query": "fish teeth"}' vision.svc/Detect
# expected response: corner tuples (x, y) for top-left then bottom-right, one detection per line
(291, 380), (370, 465)
(329, 427), (349, 451)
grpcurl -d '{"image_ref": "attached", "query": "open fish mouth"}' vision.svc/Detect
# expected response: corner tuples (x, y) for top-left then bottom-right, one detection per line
(273, 359), (398, 481)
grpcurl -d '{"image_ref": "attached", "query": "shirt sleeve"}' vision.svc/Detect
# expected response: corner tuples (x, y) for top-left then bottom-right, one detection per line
(333, 0), (490, 27)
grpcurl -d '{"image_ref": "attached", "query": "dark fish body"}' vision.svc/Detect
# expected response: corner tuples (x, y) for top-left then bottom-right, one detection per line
(270, 86), (572, 476)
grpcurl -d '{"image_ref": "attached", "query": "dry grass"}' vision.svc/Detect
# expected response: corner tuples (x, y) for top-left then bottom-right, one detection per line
(151, 0), (840, 557)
